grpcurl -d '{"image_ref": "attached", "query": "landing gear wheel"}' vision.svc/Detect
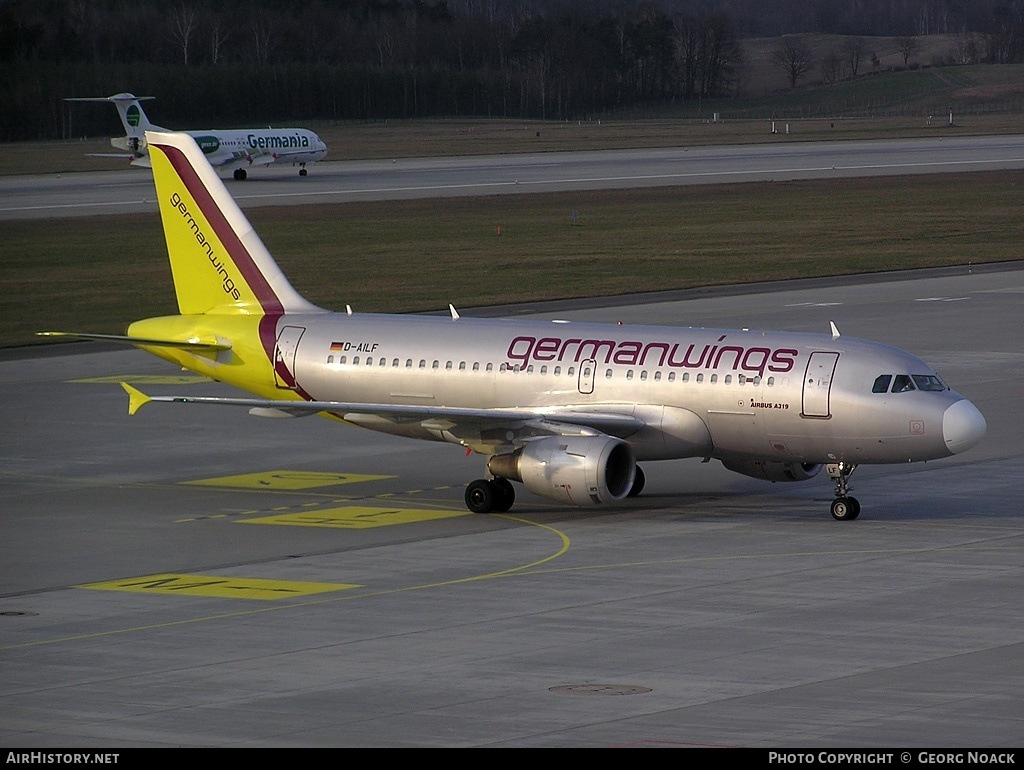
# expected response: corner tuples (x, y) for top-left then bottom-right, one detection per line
(233, 169), (247, 181)
(491, 478), (516, 513)
(628, 465), (646, 497)
(299, 168), (308, 176)
(831, 496), (861, 521)
(465, 479), (496, 513)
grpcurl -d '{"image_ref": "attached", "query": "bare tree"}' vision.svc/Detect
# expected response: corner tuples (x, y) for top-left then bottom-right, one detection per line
(770, 35), (814, 88)
(896, 35), (919, 66)
(843, 36), (866, 77)
(821, 49), (843, 84)
(169, 3), (198, 65)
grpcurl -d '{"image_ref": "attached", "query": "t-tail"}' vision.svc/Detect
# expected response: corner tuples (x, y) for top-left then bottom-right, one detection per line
(65, 93), (159, 162)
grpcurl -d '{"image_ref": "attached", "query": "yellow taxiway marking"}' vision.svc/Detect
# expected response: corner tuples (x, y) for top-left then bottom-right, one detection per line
(182, 470), (393, 490)
(240, 505), (468, 529)
(70, 374), (210, 385)
(78, 573), (360, 600)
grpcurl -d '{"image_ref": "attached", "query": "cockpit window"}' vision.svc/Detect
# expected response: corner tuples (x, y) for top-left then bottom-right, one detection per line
(891, 375), (915, 393)
(912, 374), (946, 392)
(872, 375), (892, 393)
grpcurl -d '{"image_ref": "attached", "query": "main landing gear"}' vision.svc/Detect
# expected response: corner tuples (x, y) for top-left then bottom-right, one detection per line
(827, 462), (860, 521)
(233, 169), (247, 181)
(465, 478), (515, 514)
(464, 464), (647, 513)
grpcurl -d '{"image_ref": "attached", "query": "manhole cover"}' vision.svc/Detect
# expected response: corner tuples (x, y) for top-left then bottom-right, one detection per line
(550, 684), (652, 696)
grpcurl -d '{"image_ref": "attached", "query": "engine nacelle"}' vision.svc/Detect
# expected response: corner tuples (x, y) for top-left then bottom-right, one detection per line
(488, 436), (635, 506)
(721, 458), (823, 483)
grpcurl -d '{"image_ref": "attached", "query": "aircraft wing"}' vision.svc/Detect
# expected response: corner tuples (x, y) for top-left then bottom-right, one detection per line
(120, 383), (645, 450)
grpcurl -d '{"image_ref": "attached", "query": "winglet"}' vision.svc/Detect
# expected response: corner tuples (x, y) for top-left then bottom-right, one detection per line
(120, 383), (152, 416)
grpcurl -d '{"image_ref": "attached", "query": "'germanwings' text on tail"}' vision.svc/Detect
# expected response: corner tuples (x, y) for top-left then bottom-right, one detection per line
(51, 130), (987, 520)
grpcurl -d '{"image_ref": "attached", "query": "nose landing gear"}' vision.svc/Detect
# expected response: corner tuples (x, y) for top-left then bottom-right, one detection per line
(827, 462), (860, 520)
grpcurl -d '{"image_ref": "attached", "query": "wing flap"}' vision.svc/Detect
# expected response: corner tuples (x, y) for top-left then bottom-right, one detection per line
(118, 385), (645, 440)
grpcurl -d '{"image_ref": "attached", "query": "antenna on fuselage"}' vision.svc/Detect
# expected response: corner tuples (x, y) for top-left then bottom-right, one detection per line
(830, 321), (841, 339)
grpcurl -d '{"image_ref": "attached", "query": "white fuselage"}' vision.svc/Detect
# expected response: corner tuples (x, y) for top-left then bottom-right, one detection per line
(266, 312), (980, 466)
(185, 128), (328, 170)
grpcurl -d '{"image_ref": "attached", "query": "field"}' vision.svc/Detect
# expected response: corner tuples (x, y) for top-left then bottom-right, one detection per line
(4, 168), (1022, 349)
(3, 54), (1023, 349)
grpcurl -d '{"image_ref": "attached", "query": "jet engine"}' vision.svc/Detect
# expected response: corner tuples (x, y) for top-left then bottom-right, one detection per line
(488, 436), (635, 506)
(721, 458), (823, 482)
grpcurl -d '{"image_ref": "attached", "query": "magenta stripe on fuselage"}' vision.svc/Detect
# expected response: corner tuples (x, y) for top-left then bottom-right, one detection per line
(154, 142), (285, 317)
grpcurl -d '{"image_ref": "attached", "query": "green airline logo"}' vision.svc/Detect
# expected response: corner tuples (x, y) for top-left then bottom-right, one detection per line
(193, 136), (221, 154)
(126, 104), (141, 127)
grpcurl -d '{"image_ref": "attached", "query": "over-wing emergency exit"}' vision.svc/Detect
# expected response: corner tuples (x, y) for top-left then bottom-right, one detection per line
(40, 131), (986, 520)
(65, 93), (327, 180)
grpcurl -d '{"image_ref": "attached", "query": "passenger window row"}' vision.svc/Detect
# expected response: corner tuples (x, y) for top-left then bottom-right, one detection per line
(324, 354), (777, 386)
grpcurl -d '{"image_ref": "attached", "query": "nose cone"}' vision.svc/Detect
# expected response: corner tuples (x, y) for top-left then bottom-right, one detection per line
(943, 399), (986, 455)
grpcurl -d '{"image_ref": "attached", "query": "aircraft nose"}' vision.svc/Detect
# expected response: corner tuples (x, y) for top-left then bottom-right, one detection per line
(943, 398), (986, 454)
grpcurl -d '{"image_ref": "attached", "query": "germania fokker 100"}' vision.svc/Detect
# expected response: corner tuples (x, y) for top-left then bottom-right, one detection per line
(42, 131), (986, 520)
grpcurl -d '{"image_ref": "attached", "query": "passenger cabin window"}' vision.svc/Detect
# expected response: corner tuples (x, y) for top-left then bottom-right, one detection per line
(873, 375), (892, 393)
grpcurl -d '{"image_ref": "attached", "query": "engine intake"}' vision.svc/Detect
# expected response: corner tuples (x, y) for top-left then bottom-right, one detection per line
(488, 436), (635, 506)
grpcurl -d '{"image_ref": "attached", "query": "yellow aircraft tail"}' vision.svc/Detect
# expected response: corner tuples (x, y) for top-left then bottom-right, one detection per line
(146, 130), (323, 317)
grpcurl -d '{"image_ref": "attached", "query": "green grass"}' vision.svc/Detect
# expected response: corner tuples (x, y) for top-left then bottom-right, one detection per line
(5, 170), (1021, 349)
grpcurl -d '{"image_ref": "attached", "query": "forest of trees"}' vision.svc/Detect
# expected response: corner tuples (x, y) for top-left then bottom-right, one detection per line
(2, 0), (1023, 140)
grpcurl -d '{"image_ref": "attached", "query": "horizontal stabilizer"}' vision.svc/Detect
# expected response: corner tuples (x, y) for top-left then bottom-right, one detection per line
(120, 383), (152, 416)
(37, 331), (231, 351)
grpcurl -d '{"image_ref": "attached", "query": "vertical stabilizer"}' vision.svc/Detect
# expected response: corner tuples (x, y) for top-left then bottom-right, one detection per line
(146, 130), (324, 317)
(66, 93), (159, 156)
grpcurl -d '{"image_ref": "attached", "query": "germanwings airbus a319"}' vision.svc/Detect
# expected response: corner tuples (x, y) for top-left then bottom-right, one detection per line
(42, 131), (986, 520)
(66, 93), (328, 180)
